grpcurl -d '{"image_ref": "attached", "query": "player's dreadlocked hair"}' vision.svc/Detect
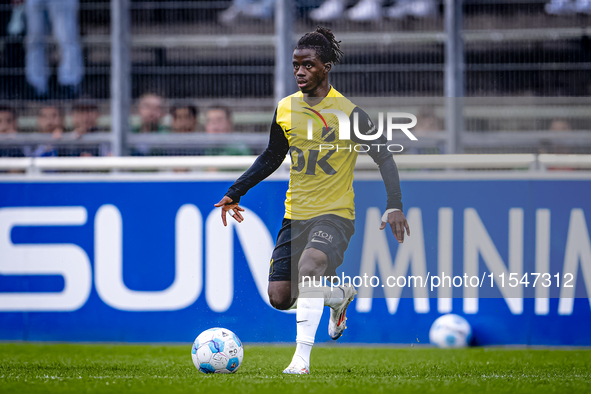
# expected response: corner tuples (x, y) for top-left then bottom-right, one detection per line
(295, 26), (344, 65)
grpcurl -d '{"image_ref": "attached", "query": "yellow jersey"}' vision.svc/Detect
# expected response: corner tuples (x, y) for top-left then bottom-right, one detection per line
(276, 87), (358, 220)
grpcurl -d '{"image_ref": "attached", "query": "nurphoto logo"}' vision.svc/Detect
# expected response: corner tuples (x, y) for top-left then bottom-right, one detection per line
(303, 108), (418, 153)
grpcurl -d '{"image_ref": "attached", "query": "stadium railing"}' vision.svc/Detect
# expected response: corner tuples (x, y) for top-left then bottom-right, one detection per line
(2, 131), (591, 157)
(1, 154), (590, 175)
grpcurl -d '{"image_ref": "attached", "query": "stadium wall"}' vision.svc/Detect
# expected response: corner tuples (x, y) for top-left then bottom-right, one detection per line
(1, 173), (591, 346)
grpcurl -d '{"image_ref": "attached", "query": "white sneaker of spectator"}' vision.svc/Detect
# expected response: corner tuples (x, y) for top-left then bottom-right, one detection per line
(347, 0), (383, 21)
(219, 5), (243, 24)
(575, 0), (591, 13)
(309, 0), (347, 22)
(545, 0), (576, 15)
(242, 3), (273, 19)
(386, 0), (437, 20)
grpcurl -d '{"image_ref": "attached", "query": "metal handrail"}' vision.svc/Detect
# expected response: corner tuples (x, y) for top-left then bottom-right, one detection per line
(2, 154), (590, 174)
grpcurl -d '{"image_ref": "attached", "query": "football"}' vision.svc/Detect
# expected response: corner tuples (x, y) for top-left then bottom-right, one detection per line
(429, 314), (473, 348)
(191, 328), (244, 374)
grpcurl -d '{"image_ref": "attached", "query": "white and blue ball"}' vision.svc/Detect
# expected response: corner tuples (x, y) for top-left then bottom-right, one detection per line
(191, 327), (244, 374)
(429, 314), (472, 348)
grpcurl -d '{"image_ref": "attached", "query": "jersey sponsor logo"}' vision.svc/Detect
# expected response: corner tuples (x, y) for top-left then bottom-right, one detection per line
(322, 126), (336, 142)
(290, 147), (337, 176)
(303, 107), (336, 142)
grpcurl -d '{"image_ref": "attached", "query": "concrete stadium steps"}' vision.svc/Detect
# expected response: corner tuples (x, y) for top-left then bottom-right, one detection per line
(76, 1), (588, 35)
(1, 2), (590, 100)
(16, 27), (583, 99)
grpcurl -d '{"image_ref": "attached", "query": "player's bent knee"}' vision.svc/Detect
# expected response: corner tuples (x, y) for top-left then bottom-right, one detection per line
(268, 282), (295, 310)
(268, 292), (295, 310)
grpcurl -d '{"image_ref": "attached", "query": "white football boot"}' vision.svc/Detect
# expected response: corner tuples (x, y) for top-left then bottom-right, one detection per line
(309, 0), (347, 22)
(328, 284), (357, 340)
(283, 358), (310, 375)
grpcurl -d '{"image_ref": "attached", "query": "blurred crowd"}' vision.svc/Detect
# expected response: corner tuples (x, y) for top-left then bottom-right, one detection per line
(1, 96), (576, 158)
(0, 0), (585, 159)
(0, 93), (252, 157)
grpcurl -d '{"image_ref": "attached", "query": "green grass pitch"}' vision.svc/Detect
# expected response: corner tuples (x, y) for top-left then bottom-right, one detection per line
(1, 343), (590, 393)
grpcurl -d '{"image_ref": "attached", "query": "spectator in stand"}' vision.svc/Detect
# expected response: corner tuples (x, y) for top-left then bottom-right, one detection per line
(414, 106), (441, 133)
(549, 118), (572, 132)
(149, 103), (200, 158)
(37, 104), (64, 138)
(408, 106), (443, 154)
(0, 105), (18, 136)
(205, 104), (251, 156)
(171, 103), (199, 133)
(309, 0), (436, 22)
(130, 93), (167, 156)
(133, 93), (168, 133)
(70, 99), (105, 156)
(34, 104), (63, 157)
(547, 118), (572, 155)
(71, 99), (100, 137)
(0, 105), (25, 160)
(205, 105), (233, 134)
(541, 118), (574, 168)
(25, 0), (84, 98)
(539, 118), (572, 155)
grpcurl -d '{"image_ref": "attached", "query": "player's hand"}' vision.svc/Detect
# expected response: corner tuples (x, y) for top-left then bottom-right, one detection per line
(214, 196), (245, 227)
(380, 210), (410, 243)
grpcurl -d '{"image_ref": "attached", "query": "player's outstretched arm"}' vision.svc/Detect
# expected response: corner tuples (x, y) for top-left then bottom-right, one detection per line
(215, 109), (289, 226)
(350, 107), (411, 243)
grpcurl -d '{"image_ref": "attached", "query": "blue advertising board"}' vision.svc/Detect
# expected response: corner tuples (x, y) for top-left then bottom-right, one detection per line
(1, 175), (590, 345)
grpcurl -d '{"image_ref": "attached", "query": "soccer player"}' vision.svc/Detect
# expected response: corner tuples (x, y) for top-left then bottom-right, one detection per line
(215, 27), (410, 374)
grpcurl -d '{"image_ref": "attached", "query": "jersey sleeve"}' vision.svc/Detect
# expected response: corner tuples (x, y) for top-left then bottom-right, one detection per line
(225, 109), (289, 203)
(349, 107), (403, 211)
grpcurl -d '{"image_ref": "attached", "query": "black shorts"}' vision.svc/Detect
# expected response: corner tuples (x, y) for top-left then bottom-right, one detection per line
(268, 214), (355, 282)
